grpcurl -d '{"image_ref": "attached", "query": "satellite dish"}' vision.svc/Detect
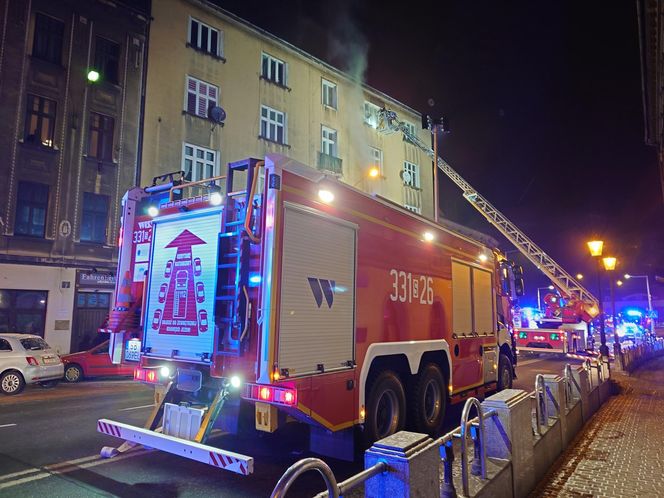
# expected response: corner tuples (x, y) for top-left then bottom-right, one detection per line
(208, 106), (226, 124)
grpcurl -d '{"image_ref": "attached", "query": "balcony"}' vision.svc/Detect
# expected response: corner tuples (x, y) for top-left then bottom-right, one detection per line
(317, 152), (343, 176)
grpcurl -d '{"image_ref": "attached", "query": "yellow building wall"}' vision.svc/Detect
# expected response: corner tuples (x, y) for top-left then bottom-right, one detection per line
(143, 0), (434, 218)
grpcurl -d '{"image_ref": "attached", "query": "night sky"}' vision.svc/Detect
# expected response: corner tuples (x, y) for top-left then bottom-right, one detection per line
(213, 0), (664, 303)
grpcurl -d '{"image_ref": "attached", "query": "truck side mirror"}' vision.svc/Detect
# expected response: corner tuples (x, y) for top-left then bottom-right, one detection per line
(514, 278), (525, 297)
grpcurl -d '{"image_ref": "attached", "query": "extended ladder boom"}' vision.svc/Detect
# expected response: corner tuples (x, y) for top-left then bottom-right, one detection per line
(378, 109), (599, 315)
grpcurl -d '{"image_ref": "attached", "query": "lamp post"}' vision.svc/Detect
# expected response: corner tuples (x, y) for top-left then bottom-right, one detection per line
(537, 285), (555, 312)
(602, 257), (619, 355)
(624, 274), (655, 339)
(587, 240), (608, 357)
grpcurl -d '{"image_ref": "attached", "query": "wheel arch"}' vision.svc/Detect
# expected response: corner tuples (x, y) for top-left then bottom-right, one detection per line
(358, 340), (452, 423)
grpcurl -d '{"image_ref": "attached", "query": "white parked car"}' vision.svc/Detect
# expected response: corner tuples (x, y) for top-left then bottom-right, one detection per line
(0, 334), (64, 395)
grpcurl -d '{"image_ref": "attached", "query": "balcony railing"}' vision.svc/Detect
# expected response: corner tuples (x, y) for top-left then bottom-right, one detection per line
(317, 152), (343, 176)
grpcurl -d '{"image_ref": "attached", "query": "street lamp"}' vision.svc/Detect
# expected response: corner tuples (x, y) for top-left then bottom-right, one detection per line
(624, 273), (655, 338)
(603, 257), (619, 355)
(587, 240), (608, 357)
(537, 285), (555, 312)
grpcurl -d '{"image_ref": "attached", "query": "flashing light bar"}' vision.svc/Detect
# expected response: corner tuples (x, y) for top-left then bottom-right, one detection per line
(243, 383), (297, 407)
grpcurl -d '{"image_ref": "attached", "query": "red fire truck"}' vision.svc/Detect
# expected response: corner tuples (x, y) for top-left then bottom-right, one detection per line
(97, 153), (521, 474)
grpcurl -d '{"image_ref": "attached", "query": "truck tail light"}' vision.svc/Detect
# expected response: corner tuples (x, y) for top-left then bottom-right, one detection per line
(134, 367), (161, 384)
(244, 383), (297, 407)
(26, 356), (39, 366)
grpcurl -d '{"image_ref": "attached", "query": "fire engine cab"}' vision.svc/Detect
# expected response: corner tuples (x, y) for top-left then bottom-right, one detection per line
(97, 153), (521, 473)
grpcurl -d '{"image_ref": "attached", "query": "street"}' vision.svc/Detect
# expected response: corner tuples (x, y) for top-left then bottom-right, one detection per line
(0, 353), (584, 498)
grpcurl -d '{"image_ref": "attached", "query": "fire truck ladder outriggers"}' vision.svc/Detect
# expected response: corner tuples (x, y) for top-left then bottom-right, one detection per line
(377, 108), (599, 318)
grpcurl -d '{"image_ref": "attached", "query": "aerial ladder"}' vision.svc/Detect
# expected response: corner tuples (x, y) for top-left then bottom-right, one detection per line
(377, 108), (600, 323)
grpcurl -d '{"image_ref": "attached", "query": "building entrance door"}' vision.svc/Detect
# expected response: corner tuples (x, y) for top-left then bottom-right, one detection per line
(72, 292), (111, 352)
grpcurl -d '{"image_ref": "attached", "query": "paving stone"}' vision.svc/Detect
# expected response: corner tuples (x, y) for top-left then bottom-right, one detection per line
(531, 357), (664, 497)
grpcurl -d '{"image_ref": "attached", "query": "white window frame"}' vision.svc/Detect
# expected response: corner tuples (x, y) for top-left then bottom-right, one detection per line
(188, 17), (223, 57)
(185, 75), (218, 118)
(402, 161), (420, 189)
(261, 52), (287, 86)
(260, 105), (287, 144)
(182, 142), (218, 182)
(364, 101), (380, 128)
(321, 126), (338, 157)
(369, 146), (383, 174)
(403, 121), (416, 137)
(322, 79), (337, 109)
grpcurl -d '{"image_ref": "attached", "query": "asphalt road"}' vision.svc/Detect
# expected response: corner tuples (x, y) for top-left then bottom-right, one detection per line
(0, 353), (586, 497)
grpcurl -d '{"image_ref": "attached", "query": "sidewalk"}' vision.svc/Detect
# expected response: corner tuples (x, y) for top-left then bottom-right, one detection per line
(532, 356), (664, 497)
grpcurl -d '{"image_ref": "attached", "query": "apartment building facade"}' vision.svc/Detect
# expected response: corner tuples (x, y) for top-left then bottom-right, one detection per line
(142, 0), (433, 217)
(0, 0), (148, 353)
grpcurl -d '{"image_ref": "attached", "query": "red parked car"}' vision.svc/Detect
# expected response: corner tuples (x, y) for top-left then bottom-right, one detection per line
(61, 340), (134, 383)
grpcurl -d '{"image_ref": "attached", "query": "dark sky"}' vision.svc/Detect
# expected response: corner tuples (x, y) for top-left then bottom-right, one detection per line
(215, 0), (664, 304)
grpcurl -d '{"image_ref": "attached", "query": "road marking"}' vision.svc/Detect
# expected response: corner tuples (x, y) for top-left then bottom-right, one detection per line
(0, 454), (100, 481)
(518, 357), (546, 366)
(0, 449), (151, 490)
(0, 424), (17, 428)
(118, 403), (154, 412)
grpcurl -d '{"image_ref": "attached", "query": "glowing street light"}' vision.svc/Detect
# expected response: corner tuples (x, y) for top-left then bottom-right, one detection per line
(368, 167), (380, 178)
(602, 256), (620, 355)
(87, 69), (100, 82)
(587, 240), (604, 257)
(587, 239), (608, 357)
(576, 273), (584, 280)
(602, 257), (617, 271)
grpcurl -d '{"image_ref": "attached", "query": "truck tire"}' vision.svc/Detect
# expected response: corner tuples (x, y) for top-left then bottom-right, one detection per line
(1, 370), (25, 395)
(409, 363), (447, 435)
(365, 370), (406, 443)
(497, 353), (513, 391)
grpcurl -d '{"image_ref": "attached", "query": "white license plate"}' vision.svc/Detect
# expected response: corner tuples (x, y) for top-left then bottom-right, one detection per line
(42, 356), (59, 364)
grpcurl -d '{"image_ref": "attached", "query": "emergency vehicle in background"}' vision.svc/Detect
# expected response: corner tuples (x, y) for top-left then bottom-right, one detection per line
(512, 298), (590, 355)
(96, 107), (598, 474)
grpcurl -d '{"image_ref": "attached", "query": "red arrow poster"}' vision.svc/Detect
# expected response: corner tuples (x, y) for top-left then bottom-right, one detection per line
(143, 210), (222, 361)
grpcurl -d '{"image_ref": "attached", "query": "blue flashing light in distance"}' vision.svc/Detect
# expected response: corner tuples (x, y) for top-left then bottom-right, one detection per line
(249, 274), (261, 286)
(625, 308), (643, 317)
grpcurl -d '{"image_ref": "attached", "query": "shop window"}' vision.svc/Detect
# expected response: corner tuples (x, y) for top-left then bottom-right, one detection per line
(0, 289), (47, 336)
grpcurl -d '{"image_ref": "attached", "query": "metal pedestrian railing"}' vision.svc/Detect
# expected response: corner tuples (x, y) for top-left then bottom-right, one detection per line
(272, 358), (609, 497)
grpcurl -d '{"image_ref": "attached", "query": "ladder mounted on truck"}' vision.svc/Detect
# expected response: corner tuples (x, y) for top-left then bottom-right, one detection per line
(377, 108), (599, 320)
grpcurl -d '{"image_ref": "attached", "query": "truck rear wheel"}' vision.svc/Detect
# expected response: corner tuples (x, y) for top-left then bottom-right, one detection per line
(497, 353), (513, 390)
(409, 363), (447, 435)
(365, 370), (406, 443)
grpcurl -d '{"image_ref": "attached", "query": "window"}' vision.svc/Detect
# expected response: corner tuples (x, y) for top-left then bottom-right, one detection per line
(261, 53), (286, 86)
(81, 192), (109, 243)
(182, 143), (217, 182)
(403, 161), (420, 189)
(260, 105), (287, 144)
(403, 121), (416, 138)
(186, 76), (218, 118)
(188, 18), (222, 57)
(15, 181), (48, 237)
(0, 339), (11, 352)
(0, 289), (48, 336)
(88, 112), (114, 161)
(76, 292), (111, 309)
(24, 95), (56, 147)
(321, 126), (338, 157)
(370, 147), (383, 174)
(364, 101), (380, 128)
(32, 13), (64, 64)
(322, 79), (337, 109)
(93, 37), (120, 84)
